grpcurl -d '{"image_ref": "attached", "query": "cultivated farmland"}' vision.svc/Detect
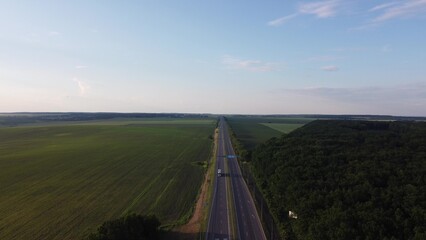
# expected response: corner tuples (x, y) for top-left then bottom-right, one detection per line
(226, 116), (312, 150)
(0, 119), (215, 240)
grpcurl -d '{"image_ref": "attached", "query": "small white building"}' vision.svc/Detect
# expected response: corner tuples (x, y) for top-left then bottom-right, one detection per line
(289, 210), (298, 219)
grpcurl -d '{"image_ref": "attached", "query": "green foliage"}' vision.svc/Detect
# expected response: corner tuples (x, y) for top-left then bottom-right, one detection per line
(226, 116), (311, 150)
(251, 120), (426, 240)
(226, 117), (285, 150)
(0, 120), (215, 239)
(228, 128), (250, 162)
(86, 214), (161, 240)
(260, 123), (305, 133)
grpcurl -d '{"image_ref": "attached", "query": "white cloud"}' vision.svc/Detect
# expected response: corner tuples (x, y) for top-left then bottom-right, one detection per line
(299, 0), (340, 18)
(352, 0), (426, 30)
(371, 0), (426, 22)
(369, 2), (402, 12)
(321, 65), (339, 71)
(222, 55), (281, 72)
(268, 13), (299, 26)
(268, 0), (340, 26)
(270, 1), (426, 29)
(73, 78), (90, 95)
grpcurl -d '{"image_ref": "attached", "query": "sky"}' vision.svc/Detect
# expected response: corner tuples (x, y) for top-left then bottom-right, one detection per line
(0, 0), (425, 116)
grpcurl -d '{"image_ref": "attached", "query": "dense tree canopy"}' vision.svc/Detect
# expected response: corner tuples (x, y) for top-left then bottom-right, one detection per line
(85, 214), (161, 240)
(252, 120), (426, 240)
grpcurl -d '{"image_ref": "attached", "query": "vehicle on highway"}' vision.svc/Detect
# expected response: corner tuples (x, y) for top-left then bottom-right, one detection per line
(217, 168), (222, 177)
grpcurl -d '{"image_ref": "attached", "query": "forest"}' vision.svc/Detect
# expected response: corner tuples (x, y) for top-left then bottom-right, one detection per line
(85, 214), (161, 240)
(251, 120), (426, 240)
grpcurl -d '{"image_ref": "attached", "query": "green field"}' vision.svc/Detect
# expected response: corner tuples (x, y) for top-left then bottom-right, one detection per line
(0, 119), (215, 240)
(226, 116), (313, 150)
(260, 123), (305, 133)
(0, 117), (213, 128)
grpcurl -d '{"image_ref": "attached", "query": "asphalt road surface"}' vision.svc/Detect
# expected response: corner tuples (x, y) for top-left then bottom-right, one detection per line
(206, 117), (266, 240)
(206, 118), (231, 240)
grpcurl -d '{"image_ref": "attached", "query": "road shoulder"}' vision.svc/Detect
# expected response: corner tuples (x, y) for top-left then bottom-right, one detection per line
(175, 128), (219, 239)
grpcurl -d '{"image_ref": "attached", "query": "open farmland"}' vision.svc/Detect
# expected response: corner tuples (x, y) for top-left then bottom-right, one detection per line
(226, 116), (313, 150)
(260, 123), (305, 134)
(0, 119), (215, 240)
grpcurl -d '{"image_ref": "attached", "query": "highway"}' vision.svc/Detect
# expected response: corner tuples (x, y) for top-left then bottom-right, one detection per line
(205, 119), (231, 240)
(206, 117), (266, 240)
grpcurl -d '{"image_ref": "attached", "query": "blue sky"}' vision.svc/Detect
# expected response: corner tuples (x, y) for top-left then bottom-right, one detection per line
(1, 0), (425, 115)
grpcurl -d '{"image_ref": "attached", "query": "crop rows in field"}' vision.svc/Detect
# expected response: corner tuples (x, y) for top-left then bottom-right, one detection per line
(0, 120), (215, 240)
(226, 116), (312, 150)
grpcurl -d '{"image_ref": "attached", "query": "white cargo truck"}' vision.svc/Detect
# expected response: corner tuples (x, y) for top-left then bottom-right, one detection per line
(217, 168), (222, 177)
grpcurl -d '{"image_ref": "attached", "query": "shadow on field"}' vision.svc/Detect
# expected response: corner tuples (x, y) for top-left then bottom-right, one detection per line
(161, 231), (206, 240)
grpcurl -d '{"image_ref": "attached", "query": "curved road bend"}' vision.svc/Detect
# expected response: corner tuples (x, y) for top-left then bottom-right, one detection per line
(206, 117), (266, 240)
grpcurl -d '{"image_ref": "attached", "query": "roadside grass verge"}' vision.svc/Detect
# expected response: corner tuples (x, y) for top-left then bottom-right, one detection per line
(199, 128), (219, 240)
